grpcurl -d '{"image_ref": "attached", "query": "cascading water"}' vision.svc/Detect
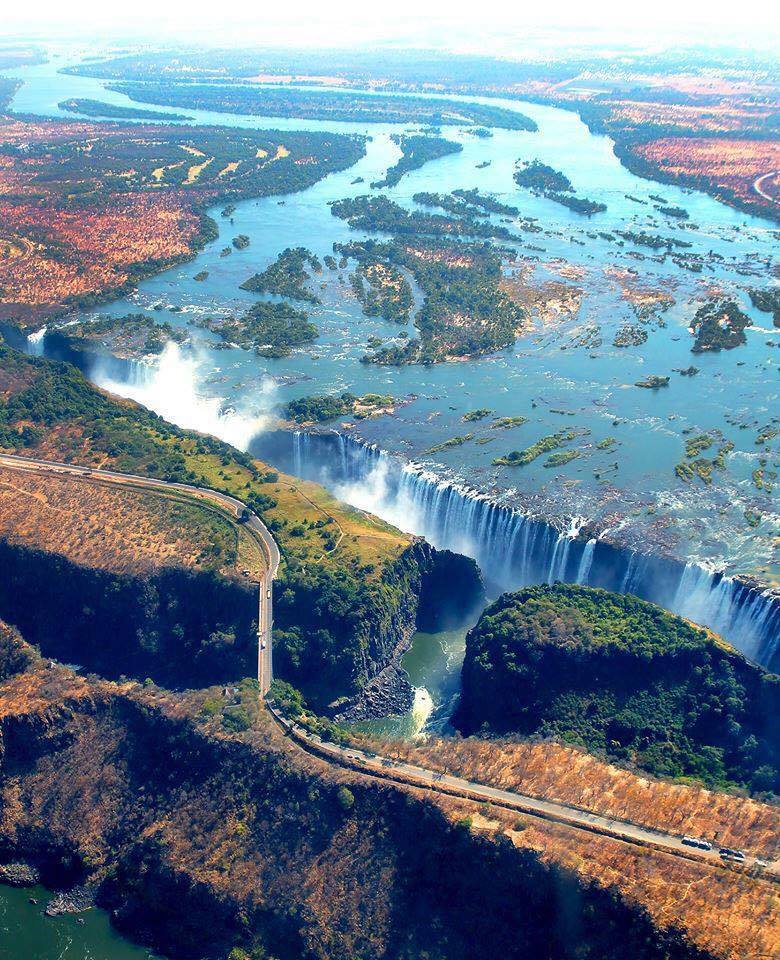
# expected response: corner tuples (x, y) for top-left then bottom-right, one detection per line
(16, 323), (778, 673)
(251, 429), (780, 671)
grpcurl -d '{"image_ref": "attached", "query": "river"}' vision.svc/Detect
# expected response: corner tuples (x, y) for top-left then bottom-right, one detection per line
(0, 885), (161, 960)
(3, 44), (778, 733)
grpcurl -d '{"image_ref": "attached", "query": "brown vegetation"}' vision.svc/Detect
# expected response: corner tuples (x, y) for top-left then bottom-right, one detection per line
(0, 466), (262, 579)
(372, 735), (780, 856)
(632, 137), (780, 213)
(467, 806), (780, 960)
(0, 624), (775, 960)
(0, 117), (363, 328)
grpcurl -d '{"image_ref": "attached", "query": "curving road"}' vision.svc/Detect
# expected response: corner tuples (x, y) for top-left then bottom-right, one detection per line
(0, 452), (280, 692)
(0, 453), (775, 879)
(753, 170), (779, 205)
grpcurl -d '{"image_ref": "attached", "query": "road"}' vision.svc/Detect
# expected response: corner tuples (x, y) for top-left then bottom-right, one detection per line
(753, 170), (779, 204)
(1, 453), (775, 878)
(0, 452), (280, 693)
(269, 706), (777, 878)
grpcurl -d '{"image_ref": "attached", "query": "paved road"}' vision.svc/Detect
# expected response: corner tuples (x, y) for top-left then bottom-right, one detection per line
(269, 706), (778, 878)
(753, 170), (779, 204)
(0, 452), (280, 693)
(1, 453), (776, 879)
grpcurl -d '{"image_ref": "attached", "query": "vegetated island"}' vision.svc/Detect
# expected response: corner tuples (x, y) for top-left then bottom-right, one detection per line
(514, 160), (606, 215)
(197, 301), (319, 357)
(690, 299), (752, 352)
(371, 134), (462, 188)
(58, 97), (192, 121)
(748, 287), (780, 328)
(46, 312), (188, 359)
(334, 233), (526, 364)
(106, 81), (539, 130)
(240, 246), (323, 303)
(456, 583), (779, 794)
(283, 391), (395, 424)
(350, 256), (414, 324)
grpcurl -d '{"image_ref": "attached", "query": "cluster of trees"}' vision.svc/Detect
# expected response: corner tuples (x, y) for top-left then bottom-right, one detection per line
(284, 392), (357, 423)
(615, 229), (692, 250)
(492, 429), (577, 467)
(457, 583), (779, 794)
(371, 135), (462, 188)
(514, 160), (606, 215)
(545, 193), (606, 215)
(452, 188), (520, 216)
(690, 299), (751, 352)
(350, 260), (413, 323)
(749, 287), (780, 327)
(21, 125), (366, 208)
(514, 160), (573, 193)
(335, 236), (525, 364)
(57, 97), (191, 120)
(59, 311), (188, 356)
(331, 194), (514, 241)
(240, 247), (323, 303)
(200, 302), (319, 357)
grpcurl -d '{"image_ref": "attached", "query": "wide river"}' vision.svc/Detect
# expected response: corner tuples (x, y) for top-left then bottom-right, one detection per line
(4, 44), (779, 732)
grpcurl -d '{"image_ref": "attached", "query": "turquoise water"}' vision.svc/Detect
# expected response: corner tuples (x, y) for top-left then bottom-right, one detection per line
(0, 885), (161, 960)
(4, 43), (779, 730)
(354, 623), (472, 738)
(4, 47), (778, 578)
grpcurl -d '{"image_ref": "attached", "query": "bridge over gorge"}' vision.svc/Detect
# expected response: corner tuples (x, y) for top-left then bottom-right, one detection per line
(0, 452), (776, 879)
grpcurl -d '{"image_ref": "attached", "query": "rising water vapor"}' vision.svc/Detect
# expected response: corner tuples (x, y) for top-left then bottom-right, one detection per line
(93, 343), (276, 451)
(258, 429), (780, 668)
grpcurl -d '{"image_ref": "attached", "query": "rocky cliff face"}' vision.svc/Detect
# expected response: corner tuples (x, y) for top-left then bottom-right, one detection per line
(0, 534), (483, 714)
(0, 541), (258, 688)
(334, 540), (484, 719)
(0, 627), (712, 960)
(274, 538), (484, 714)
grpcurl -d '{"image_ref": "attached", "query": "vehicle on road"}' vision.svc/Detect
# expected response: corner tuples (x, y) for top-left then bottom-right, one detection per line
(682, 836), (712, 851)
(719, 847), (745, 862)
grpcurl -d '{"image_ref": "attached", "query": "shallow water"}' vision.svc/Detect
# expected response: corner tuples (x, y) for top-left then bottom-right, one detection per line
(8, 44), (776, 580)
(353, 624), (471, 738)
(3, 46), (778, 720)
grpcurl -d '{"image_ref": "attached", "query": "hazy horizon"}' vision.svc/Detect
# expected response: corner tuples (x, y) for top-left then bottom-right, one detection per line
(3, 2), (779, 55)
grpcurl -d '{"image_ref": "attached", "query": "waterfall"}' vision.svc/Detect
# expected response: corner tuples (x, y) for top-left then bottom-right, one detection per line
(26, 327), (47, 356)
(576, 539), (597, 584)
(252, 429), (780, 670)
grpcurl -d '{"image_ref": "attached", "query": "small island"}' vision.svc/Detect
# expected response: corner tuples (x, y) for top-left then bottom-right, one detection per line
(241, 247), (322, 303)
(371, 135), (462, 188)
(58, 97), (191, 121)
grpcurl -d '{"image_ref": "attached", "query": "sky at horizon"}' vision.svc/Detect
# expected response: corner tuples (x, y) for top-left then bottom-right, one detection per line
(3, 1), (779, 55)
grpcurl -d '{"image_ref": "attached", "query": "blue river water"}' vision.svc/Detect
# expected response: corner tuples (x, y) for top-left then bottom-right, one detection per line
(3, 45), (778, 729)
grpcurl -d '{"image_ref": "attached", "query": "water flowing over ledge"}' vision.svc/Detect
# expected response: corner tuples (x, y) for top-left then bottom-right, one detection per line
(252, 429), (779, 672)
